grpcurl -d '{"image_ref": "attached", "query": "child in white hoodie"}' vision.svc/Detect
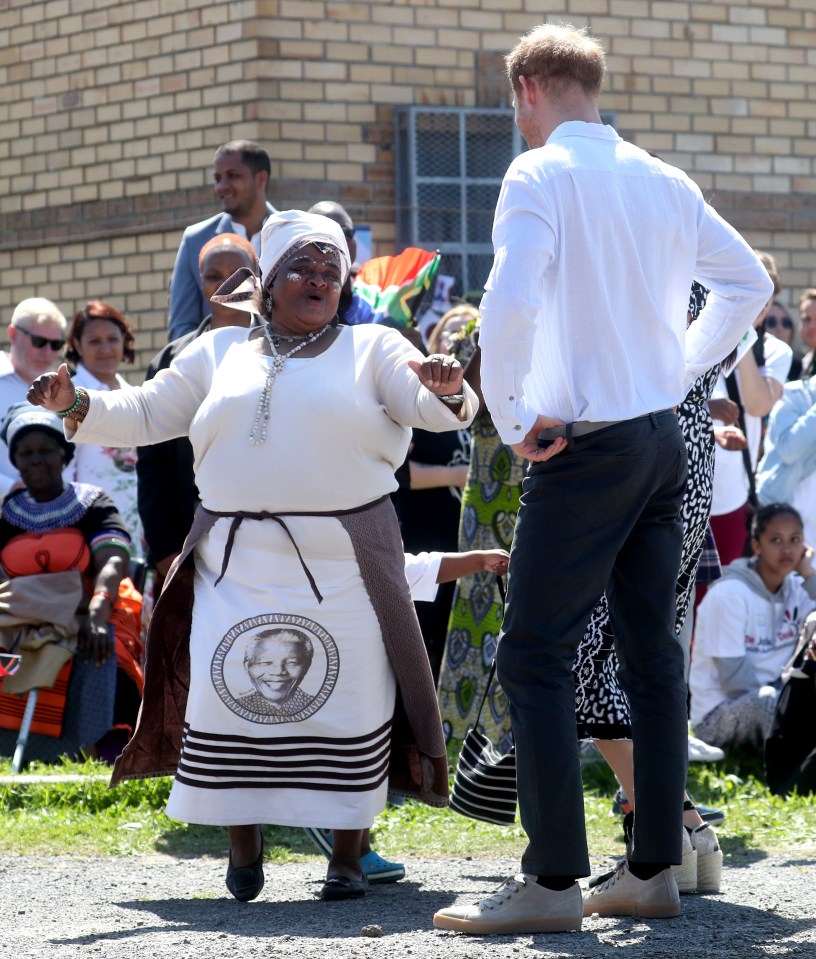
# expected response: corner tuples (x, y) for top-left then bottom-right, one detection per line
(690, 503), (816, 749)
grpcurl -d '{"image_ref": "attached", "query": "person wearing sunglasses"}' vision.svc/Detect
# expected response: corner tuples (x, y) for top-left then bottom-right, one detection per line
(765, 301), (802, 380)
(0, 298), (67, 494)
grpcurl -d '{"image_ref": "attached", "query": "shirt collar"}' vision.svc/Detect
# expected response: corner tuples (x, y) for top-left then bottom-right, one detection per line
(76, 362), (124, 392)
(546, 120), (621, 146)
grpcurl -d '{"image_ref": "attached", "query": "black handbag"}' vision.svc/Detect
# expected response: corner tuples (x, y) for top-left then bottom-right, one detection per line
(449, 658), (517, 826)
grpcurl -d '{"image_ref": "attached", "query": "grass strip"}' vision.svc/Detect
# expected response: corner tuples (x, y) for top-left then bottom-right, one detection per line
(1, 750), (814, 861)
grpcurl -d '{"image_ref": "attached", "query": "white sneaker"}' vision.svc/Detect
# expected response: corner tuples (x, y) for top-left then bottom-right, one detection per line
(433, 874), (583, 935)
(583, 862), (680, 919)
(688, 734), (725, 763)
(671, 827), (698, 894)
(690, 823), (722, 894)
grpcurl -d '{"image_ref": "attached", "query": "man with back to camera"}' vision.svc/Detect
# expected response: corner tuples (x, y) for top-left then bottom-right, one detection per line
(0, 298), (67, 494)
(167, 140), (276, 341)
(432, 22), (773, 935)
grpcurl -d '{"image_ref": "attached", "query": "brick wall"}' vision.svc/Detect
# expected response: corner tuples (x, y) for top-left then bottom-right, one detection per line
(1, 0), (814, 376)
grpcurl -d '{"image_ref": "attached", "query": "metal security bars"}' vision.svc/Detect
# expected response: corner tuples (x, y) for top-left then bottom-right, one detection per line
(395, 107), (617, 298)
(395, 107), (525, 297)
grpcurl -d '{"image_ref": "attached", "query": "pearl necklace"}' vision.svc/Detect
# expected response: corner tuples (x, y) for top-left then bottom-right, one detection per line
(250, 322), (332, 446)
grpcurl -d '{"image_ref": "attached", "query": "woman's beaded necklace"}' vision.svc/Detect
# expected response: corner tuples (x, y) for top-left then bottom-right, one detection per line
(250, 321), (332, 446)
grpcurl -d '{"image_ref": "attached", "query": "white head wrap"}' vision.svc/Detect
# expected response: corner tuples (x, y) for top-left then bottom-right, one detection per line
(210, 210), (352, 314)
(259, 210), (351, 287)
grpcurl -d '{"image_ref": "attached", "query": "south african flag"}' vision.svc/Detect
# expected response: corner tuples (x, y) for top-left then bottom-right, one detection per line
(353, 247), (440, 328)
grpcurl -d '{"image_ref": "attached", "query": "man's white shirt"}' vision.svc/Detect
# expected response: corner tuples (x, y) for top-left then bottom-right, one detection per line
(479, 121), (774, 444)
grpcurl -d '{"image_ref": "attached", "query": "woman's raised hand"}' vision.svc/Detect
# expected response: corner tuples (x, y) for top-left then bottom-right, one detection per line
(27, 363), (76, 412)
(408, 354), (464, 396)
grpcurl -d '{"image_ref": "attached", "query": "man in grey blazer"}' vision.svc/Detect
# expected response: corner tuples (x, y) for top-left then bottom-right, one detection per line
(167, 140), (276, 340)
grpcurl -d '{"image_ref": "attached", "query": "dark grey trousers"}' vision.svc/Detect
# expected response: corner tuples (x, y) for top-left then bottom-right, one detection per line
(497, 410), (689, 877)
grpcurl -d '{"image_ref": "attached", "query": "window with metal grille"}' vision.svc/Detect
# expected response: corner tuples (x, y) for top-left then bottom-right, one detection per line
(395, 107), (523, 297)
(395, 106), (617, 297)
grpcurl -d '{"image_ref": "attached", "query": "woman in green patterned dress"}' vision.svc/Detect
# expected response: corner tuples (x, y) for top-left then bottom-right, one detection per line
(437, 318), (524, 756)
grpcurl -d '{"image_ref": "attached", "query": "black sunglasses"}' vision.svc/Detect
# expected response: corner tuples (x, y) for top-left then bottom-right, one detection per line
(15, 327), (66, 350)
(765, 316), (793, 331)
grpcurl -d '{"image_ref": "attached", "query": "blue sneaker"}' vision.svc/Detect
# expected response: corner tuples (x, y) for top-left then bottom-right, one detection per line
(302, 826), (333, 858)
(302, 827), (406, 883)
(361, 849), (406, 884)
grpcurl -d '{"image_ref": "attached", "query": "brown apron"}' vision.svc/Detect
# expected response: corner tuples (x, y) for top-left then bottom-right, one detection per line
(111, 496), (449, 807)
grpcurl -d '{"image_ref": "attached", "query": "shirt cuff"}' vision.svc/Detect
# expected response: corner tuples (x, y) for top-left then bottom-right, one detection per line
(491, 398), (536, 446)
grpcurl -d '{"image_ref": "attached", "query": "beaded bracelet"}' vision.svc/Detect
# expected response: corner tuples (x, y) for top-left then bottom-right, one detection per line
(56, 387), (91, 422)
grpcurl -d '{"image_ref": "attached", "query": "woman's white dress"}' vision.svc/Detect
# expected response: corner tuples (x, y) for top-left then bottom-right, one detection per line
(72, 324), (474, 827)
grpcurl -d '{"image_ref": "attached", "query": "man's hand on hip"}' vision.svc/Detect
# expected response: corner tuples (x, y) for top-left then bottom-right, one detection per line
(511, 414), (568, 462)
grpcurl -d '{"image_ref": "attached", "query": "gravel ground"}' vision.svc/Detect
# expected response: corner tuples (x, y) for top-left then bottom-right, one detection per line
(2, 852), (815, 958)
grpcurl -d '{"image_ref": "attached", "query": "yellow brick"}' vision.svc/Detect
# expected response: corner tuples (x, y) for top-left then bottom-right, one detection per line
(280, 1), (325, 17)
(280, 122), (326, 142)
(479, 0), (522, 9)
(748, 26), (786, 46)
(668, 96), (707, 115)
(264, 141), (304, 161)
(750, 100), (789, 119)
(609, 37), (652, 56)
(631, 19), (671, 38)
(712, 174), (753, 192)
(628, 95), (668, 114)
(278, 81), (325, 101)
(281, 161), (325, 179)
(770, 82), (808, 101)
(371, 5), (414, 25)
(305, 61), (348, 81)
(390, 25), (438, 48)
(788, 29), (816, 47)
(652, 1), (689, 19)
(347, 143), (375, 163)
(304, 102), (348, 122)
(375, 85), (416, 105)
(73, 183), (100, 202)
(789, 101), (815, 120)
(769, 119), (807, 138)
(304, 20), (350, 41)
(653, 113), (691, 132)
(792, 176), (816, 193)
(307, 144), (347, 162)
(710, 97), (749, 117)
(712, 61), (750, 80)
(433, 68), (471, 86)
(349, 24), (391, 44)
(753, 175), (791, 194)
(326, 162), (363, 181)
(325, 2), (370, 19)
(731, 118), (769, 136)
(347, 104), (377, 123)
(280, 39), (324, 59)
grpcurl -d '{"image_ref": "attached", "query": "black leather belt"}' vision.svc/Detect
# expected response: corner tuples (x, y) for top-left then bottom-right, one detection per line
(537, 409), (672, 446)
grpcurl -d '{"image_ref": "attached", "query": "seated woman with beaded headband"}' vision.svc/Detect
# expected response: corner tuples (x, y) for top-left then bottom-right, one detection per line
(28, 209), (478, 903)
